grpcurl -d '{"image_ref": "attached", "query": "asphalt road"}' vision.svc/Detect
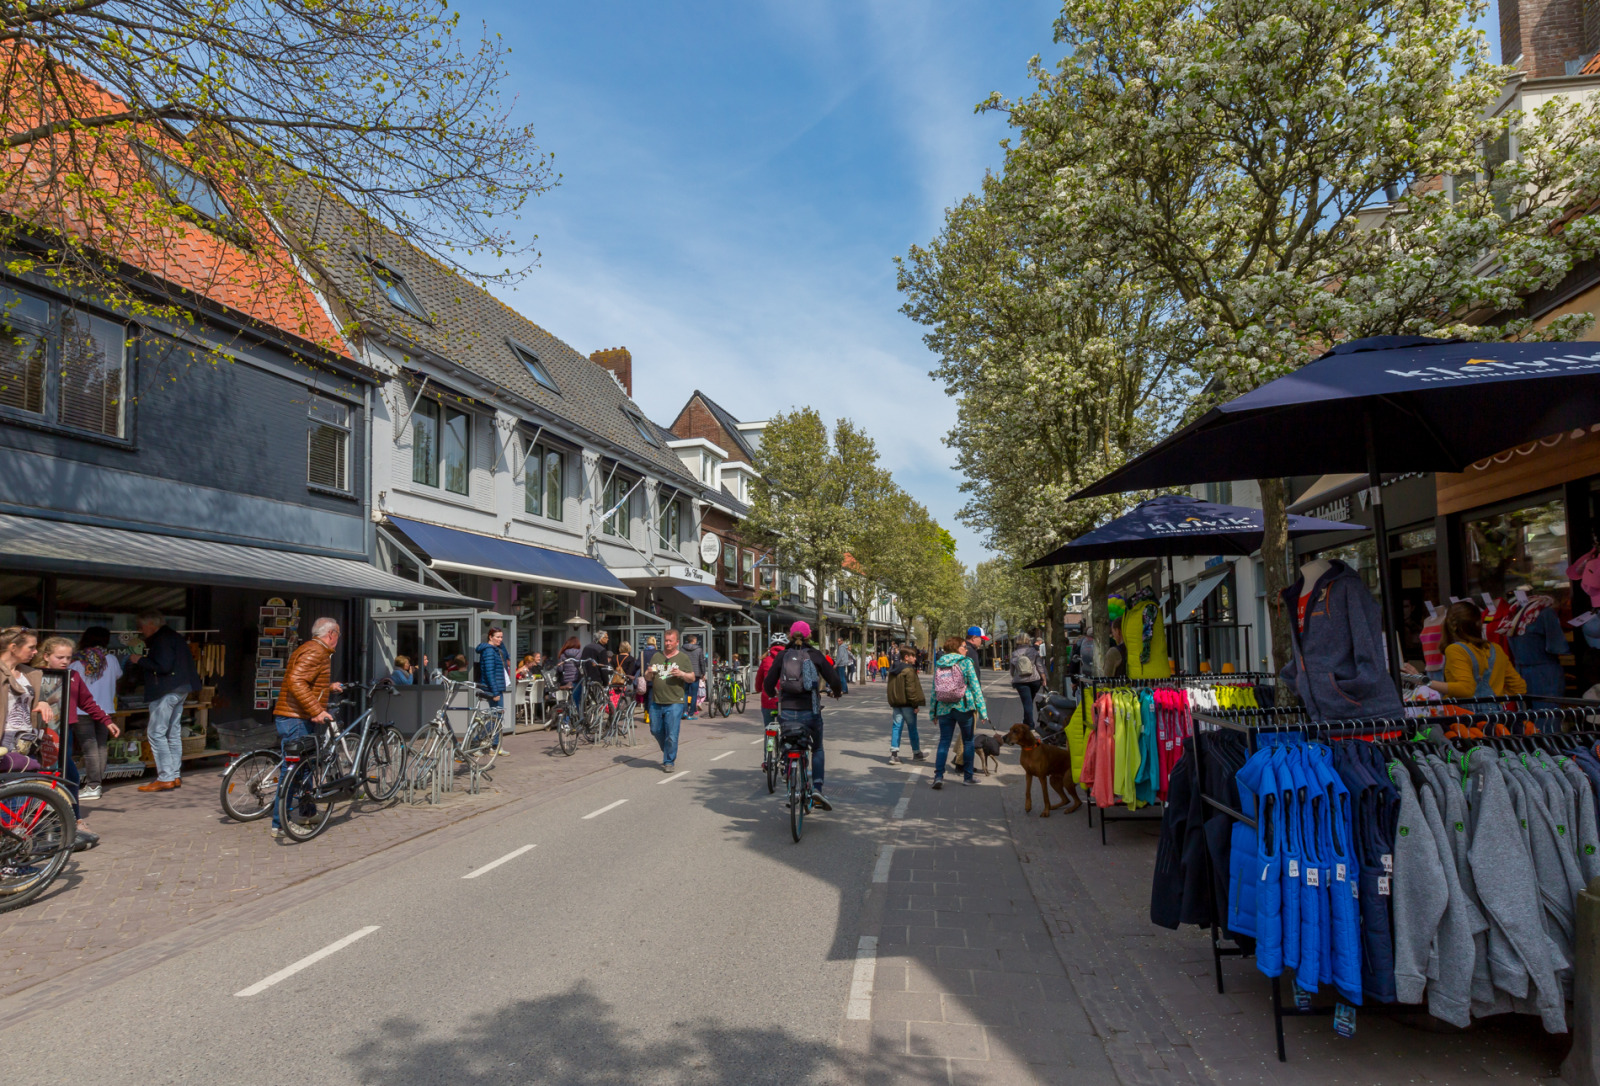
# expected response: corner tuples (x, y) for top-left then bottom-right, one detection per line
(0, 678), (1036, 1086)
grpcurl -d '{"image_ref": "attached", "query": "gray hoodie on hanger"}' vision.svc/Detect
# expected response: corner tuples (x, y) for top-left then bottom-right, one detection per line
(1504, 758), (1578, 972)
(1423, 753), (1500, 1013)
(1414, 774), (1486, 1027)
(1467, 748), (1566, 1033)
(1560, 758), (1600, 884)
(1390, 768), (1449, 1007)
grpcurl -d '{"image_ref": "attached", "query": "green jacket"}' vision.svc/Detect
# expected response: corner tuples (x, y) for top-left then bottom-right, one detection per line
(933, 652), (987, 718)
(885, 662), (925, 708)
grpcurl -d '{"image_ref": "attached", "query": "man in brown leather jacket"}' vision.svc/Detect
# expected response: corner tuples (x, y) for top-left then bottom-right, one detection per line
(270, 617), (343, 836)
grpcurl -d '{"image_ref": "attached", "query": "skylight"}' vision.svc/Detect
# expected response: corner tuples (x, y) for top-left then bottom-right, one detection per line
(365, 258), (428, 320)
(508, 339), (559, 394)
(626, 409), (660, 447)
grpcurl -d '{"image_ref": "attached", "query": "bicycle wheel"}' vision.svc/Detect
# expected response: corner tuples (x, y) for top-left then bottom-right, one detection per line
(279, 759), (332, 842)
(764, 736), (778, 794)
(220, 750), (280, 822)
(0, 780), (75, 913)
(788, 751), (805, 842)
(716, 687), (732, 717)
(462, 711), (501, 772)
(735, 684), (748, 715)
(361, 726), (407, 802)
(554, 706), (577, 756)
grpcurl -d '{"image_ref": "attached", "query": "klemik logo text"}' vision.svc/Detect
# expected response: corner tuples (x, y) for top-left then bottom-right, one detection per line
(1386, 353), (1600, 383)
(1150, 516), (1253, 533)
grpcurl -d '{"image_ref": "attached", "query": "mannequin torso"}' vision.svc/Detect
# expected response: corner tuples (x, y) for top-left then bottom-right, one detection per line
(1296, 559), (1334, 633)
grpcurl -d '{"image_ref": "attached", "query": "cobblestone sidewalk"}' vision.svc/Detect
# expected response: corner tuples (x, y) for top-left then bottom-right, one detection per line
(0, 710), (752, 1002)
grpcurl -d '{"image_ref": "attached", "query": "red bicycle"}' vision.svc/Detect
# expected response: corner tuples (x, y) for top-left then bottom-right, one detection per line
(0, 666), (81, 912)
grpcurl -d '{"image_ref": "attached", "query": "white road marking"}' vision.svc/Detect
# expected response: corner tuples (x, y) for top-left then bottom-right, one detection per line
(461, 844), (536, 880)
(658, 771), (688, 785)
(909, 766), (924, 777)
(235, 926), (380, 997)
(845, 935), (878, 1019)
(710, 751), (734, 762)
(583, 799), (628, 820)
(892, 797), (911, 820)
(872, 845), (895, 884)
(750, 738), (763, 744)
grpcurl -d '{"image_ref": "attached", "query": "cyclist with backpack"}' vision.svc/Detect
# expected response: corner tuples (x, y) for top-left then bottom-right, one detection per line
(761, 621), (843, 809)
(1010, 630), (1044, 731)
(755, 631), (788, 726)
(931, 634), (988, 789)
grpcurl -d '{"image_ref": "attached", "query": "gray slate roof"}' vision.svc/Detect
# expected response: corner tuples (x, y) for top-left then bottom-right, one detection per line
(692, 390), (756, 461)
(279, 182), (700, 486)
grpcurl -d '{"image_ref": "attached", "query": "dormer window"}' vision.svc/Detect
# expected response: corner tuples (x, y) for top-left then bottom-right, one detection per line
(365, 257), (428, 320)
(135, 142), (246, 242)
(509, 338), (559, 394)
(624, 408), (660, 447)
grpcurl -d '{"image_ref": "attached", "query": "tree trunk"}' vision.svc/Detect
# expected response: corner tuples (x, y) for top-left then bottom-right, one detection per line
(1089, 559), (1110, 670)
(1045, 580), (1066, 692)
(1258, 476), (1291, 675)
(812, 566), (828, 646)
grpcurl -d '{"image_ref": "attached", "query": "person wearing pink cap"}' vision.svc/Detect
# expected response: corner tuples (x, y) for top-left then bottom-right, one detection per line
(762, 621), (843, 808)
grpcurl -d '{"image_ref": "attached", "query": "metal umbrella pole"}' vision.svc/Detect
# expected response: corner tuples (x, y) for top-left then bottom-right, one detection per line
(1365, 410), (1402, 690)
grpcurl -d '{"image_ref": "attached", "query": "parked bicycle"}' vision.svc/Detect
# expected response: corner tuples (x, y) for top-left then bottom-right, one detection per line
(0, 775), (76, 912)
(273, 681), (408, 841)
(707, 664), (745, 718)
(402, 678), (503, 794)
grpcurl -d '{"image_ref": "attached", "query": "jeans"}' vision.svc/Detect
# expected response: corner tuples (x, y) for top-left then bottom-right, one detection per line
(71, 718), (109, 787)
(762, 707), (777, 726)
(271, 716), (312, 829)
(779, 709), (825, 787)
(571, 682), (585, 722)
(935, 710), (976, 782)
(1015, 682), (1041, 729)
(890, 706), (921, 752)
(838, 673), (850, 695)
(146, 690), (187, 782)
(650, 700), (686, 766)
(485, 694), (506, 747)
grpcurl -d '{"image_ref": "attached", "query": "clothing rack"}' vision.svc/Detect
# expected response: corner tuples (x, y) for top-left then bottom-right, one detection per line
(1075, 673), (1276, 844)
(1189, 705), (1600, 1062)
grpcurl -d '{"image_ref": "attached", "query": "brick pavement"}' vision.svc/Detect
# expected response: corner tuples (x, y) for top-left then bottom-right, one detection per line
(0, 710), (750, 1003)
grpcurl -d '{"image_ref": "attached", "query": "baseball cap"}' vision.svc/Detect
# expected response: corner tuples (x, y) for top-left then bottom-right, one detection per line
(790, 620), (812, 640)
(966, 625), (987, 640)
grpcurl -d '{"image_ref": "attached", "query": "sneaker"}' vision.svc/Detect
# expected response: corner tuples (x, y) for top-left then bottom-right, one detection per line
(931, 778), (943, 790)
(811, 791), (833, 812)
(662, 763), (675, 773)
(912, 751), (927, 761)
(78, 785), (102, 801)
(270, 827), (284, 838)
(889, 751), (900, 766)
(72, 829), (99, 852)
(963, 777), (975, 786)
(495, 748), (510, 758)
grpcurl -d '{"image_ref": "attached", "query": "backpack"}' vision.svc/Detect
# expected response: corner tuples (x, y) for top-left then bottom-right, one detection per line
(934, 658), (967, 704)
(778, 647), (818, 697)
(1012, 648), (1037, 682)
(559, 652), (580, 687)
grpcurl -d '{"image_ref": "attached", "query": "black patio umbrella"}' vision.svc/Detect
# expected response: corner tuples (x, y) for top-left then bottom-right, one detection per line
(1026, 494), (1361, 567)
(1070, 334), (1600, 684)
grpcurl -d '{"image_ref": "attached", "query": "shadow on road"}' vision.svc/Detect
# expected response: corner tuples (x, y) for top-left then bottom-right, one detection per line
(343, 981), (944, 1086)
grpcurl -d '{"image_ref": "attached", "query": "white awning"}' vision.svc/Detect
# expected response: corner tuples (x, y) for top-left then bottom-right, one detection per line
(1174, 570), (1230, 623)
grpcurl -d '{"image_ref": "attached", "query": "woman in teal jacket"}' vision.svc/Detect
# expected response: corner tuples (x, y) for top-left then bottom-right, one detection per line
(931, 635), (987, 789)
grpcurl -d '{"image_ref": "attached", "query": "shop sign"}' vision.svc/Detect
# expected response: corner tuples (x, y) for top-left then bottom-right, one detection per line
(699, 533), (722, 565)
(1310, 497), (1351, 523)
(1204, 555), (1227, 569)
(436, 621), (459, 639)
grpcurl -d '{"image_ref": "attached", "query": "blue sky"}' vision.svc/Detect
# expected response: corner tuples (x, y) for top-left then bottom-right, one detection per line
(461, 0), (1065, 569)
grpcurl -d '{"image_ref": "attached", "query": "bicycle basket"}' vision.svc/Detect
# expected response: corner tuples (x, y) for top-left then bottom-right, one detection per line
(282, 735), (319, 759)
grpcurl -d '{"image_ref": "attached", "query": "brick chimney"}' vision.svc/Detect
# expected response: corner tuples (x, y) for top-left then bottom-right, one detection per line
(1501, 0), (1598, 77)
(590, 347), (632, 397)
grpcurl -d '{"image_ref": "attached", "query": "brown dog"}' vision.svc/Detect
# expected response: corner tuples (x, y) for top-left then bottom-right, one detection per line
(1003, 723), (1081, 817)
(949, 732), (1003, 775)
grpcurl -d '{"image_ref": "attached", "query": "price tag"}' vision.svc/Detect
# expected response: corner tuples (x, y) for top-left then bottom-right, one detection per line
(1378, 875), (1391, 896)
(1288, 859), (1299, 878)
(1482, 592), (1495, 608)
(1449, 596), (1461, 604)
(1570, 611), (1596, 628)
(1335, 863), (1347, 882)
(1424, 600), (1437, 618)
(1306, 867), (1320, 887)
(1381, 853), (1393, 873)
(1294, 983), (1313, 1011)
(1515, 588), (1530, 605)
(1334, 1003), (1357, 1038)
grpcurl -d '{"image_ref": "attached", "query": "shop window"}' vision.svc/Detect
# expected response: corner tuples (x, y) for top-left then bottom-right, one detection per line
(307, 394), (351, 492)
(742, 551), (755, 588)
(508, 339), (559, 394)
(523, 439), (564, 521)
(0, 287), (126, 440)
(1309, 538), (1380, 599)
(658, 499), (680, 549)
(0, 575), (42, 628)
(365, 257), (428, 321)
(55, 579), (186, 630)
(1462, 496), (1570, 610)
(603, 474), (632, 538)
(723, 544), (737, 584)
(411, 399), (470, 495)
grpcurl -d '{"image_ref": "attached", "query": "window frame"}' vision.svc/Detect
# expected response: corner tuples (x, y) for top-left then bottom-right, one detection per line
(410, 396), (471, 496)
(522, 435), (566, 522)
(133, 140), (249, 245)
(742, 550), (755, 588)
(603, 473), (633, 538)
(723, 543), (738, 585)
(508, 338), (560, 395)
(306, 393), (353, 495)
(624, 407), (660, 448)
(364, 256), (430, 322)
(658, 496), (681, 550)
(0, 285), (131, 445)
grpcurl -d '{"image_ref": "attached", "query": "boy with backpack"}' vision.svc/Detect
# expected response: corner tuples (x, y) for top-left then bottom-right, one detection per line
(761, 621), (843, 809)
(885, 647), (926, 765)
(931, 634), (988, 789)
(1010, 631), (1044, 731)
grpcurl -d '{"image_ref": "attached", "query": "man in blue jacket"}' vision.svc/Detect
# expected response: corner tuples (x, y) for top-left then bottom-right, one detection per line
(475, 627), (512, 758)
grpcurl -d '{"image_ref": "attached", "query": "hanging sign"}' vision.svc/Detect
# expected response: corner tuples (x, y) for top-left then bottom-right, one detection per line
(699, 533), (722, 565)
